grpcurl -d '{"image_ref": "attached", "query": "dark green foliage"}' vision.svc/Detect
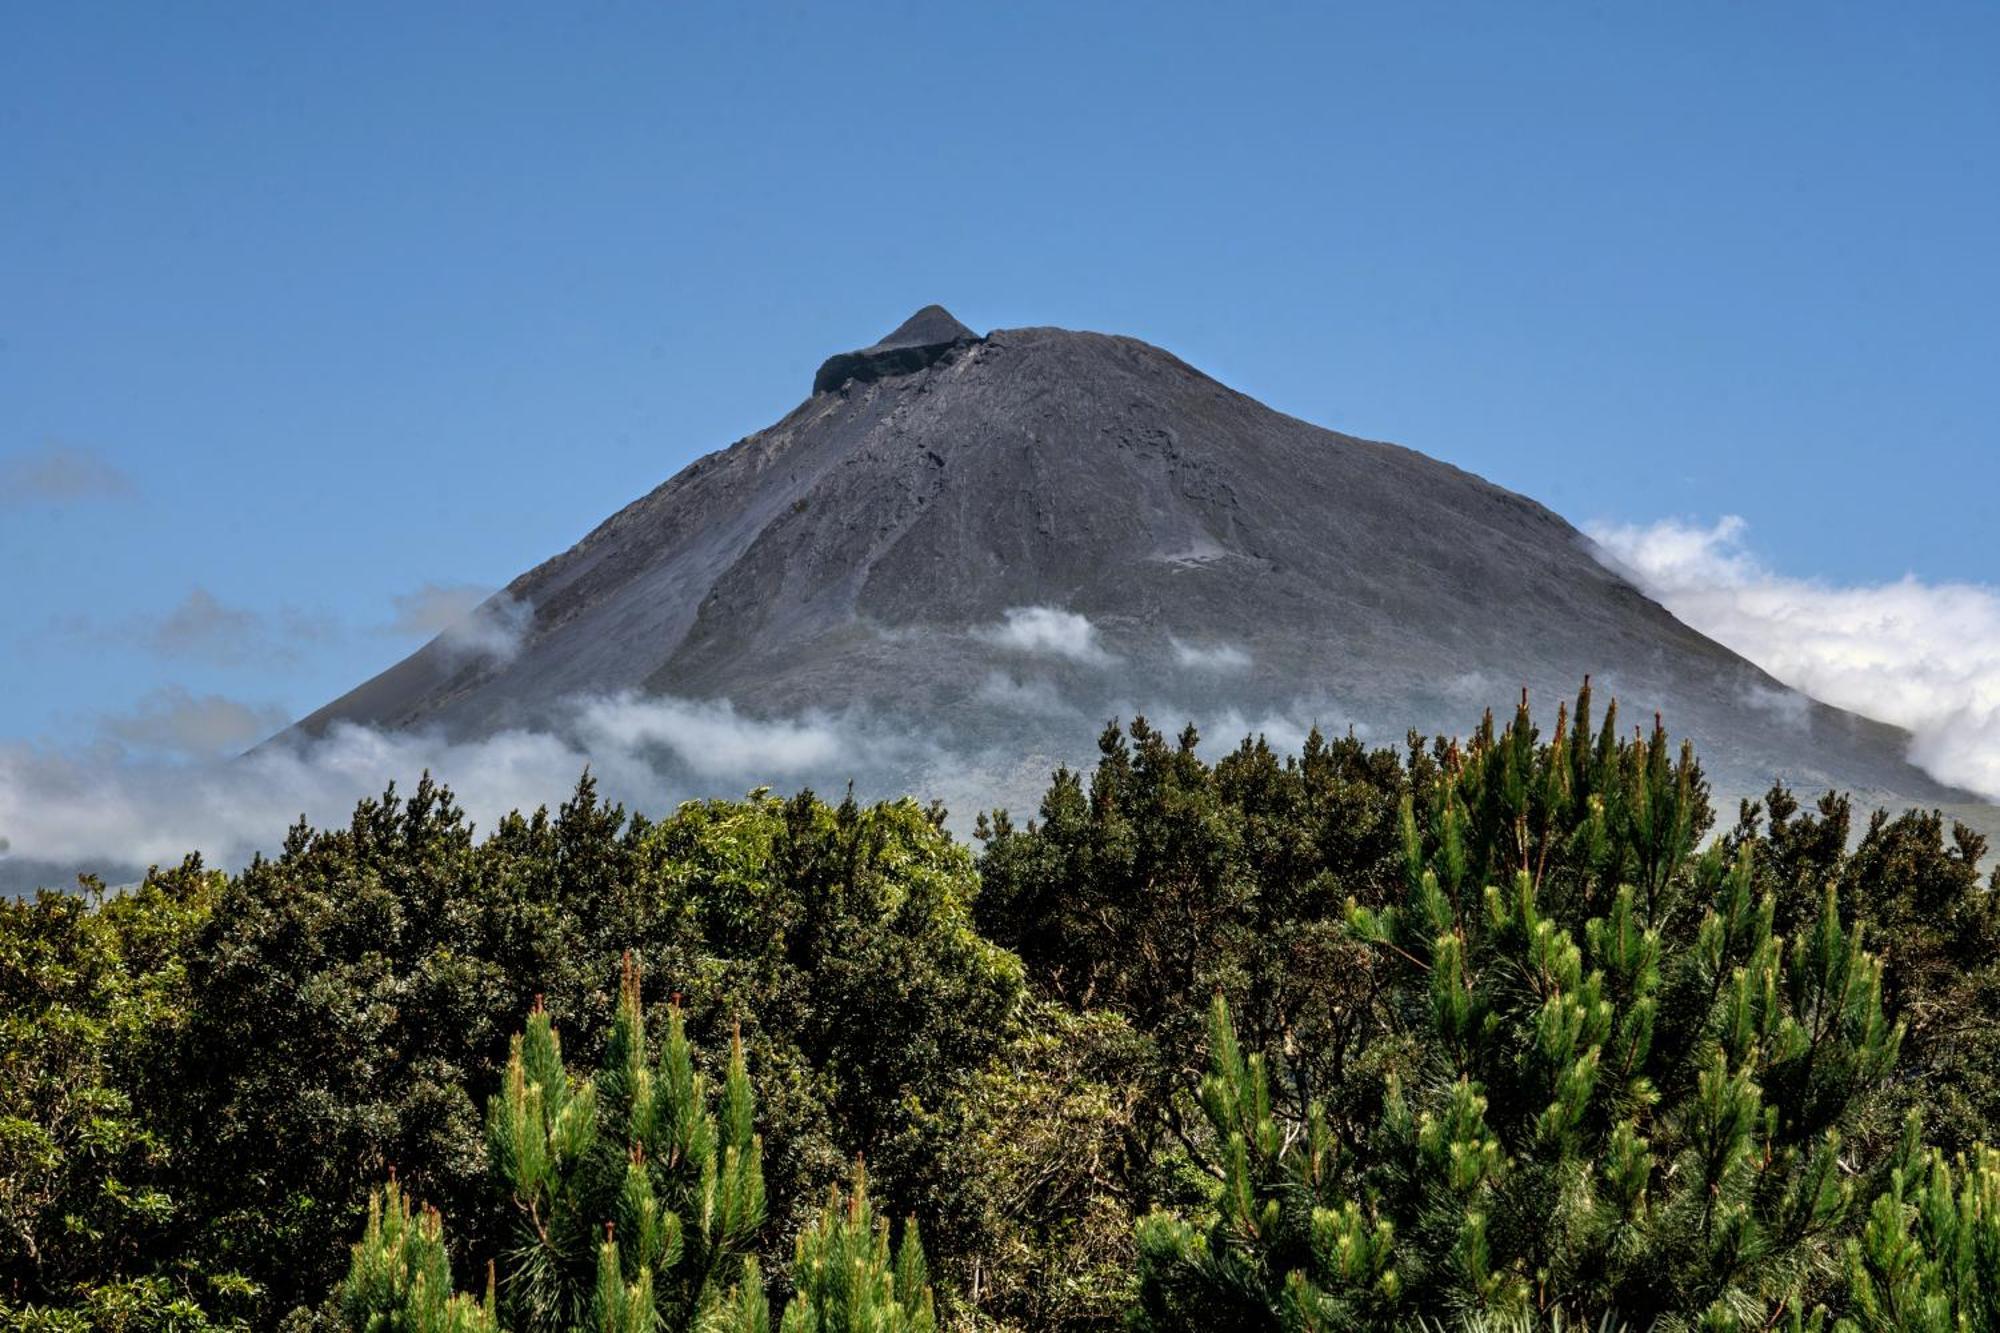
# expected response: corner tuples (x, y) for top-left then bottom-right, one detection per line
(4, 684), (1999, 1333)
(1727, 792), (2000, 1156)
(0, 781), (1013, 1328)
(975, 719), (1409, 1222)
(978, 685), (1731, 1323)
(163, 780), (1016, 1322)
(0, 863), (256, 1330)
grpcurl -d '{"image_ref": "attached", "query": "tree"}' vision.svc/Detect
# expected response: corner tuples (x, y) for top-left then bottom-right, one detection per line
(981, 687), (1721, 1328)
(171, 778), (1020, 1322)
(341, 959), (770, 1333)
(943, 1002), (1149, 1331)
(0, 862), (255, 1330)
(780, 1166), (935, 1333)
(1837, 1126), (2000, 1331)
(484, 956), (766, 1331)
(341, 1180), (498, 1333)
(339, 966), (943, 1333)
(1135, 794), (1904, 1329)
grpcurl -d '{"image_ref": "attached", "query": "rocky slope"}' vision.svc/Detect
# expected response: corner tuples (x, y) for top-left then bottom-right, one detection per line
(294, 307), (1980, 821)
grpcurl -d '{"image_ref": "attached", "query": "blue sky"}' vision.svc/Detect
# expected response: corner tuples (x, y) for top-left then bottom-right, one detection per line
(3, 1), (1997, 755)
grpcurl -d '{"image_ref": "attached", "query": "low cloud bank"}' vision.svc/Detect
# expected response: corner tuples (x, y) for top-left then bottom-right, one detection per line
(0, 693), (936, 883)
(0, 676), (1383, 891)
(1587, 515), (2000, 800)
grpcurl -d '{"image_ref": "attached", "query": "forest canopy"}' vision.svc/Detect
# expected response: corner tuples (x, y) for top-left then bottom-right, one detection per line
(4, 684), (1999, 1332)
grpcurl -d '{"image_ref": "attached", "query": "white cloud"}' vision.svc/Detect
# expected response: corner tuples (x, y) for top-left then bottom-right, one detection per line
(1444, 671), (1496, 703)
(1169, 637), (1252, 671)
(1587, 515), (2000, 799)
(388, 583), (491, 637)
(1741, 682), (1812, 730)
(974, 671), (1083, 717)
(389, 584), (532, 664)
(0, 692), (933, 876)
(571, 695), (864, 778)
(975, 606), (1115, 665)
(1183, 701), (1370, 757)
(443, 596), (532, 663)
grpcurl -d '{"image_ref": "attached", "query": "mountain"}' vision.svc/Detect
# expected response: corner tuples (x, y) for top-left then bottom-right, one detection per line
(293, 306), (1981, 822)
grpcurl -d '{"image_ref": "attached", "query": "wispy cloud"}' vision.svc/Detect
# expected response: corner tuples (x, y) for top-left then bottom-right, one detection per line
(149, 589), (271, 664)
(388, 583), (532, 663)
(388, 582), (493, 638)
(52, 588), (338, 670)
(1169, 636), (1252, 671)
(1587, 515), (2000, 799)
(148, 588), (336, 667)
(975, 606), (1116, 665)
(98, 686), (290, 758)
(974, 670), (1084, 717)
(0, 443), (136, 507)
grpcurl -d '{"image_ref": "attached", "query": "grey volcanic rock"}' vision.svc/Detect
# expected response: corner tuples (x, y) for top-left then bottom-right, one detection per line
(295, 306), (1986, 822)
(811, 305), (980, 395)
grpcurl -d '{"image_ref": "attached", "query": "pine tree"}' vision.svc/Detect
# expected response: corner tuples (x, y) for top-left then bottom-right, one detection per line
(488, 953), (767, 1331)
(340, 957), (769, 1333)
(1135, 773), (1904, 1330)
(779, 1164), (937, 1333)
(341, 1179), (500, 1333)
(1131, 996), (1397, 1333)
(1837, 1117), (2000, 1332)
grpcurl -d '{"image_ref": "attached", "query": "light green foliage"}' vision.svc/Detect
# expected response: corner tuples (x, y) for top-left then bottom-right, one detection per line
(341, 1180), (499, 1333)
(780, 1167), (935, 1333)
(941, 1001), (1147, 1331)
(1137, 695), (1906, 1329)
(1837, 1123), (2000, 1332)
(1132, 998), (1397, 1332)
(483, 957), (767, 1331)
(342, 959), (770, 1333)
(0, 863), (254, 1330)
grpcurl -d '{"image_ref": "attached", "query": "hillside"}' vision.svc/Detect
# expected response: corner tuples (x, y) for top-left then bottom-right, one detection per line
(295, 306), (1974, 819)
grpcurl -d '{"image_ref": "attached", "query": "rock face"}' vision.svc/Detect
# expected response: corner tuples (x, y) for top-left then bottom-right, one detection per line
(293, 306), (1984, 821)
(811, 304), (980, 395)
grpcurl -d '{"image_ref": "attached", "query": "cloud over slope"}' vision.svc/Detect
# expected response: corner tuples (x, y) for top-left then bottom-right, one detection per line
(1588, 515), (2000, 799)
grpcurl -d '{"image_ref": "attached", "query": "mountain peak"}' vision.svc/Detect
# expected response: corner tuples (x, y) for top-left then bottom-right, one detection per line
(813, 304), (981, 395)
(873, 304), (976, 350)
(295, 308), (1978, 830)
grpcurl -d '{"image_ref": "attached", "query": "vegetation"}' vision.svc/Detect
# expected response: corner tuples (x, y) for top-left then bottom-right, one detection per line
(3, 685), (1998, 1331)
